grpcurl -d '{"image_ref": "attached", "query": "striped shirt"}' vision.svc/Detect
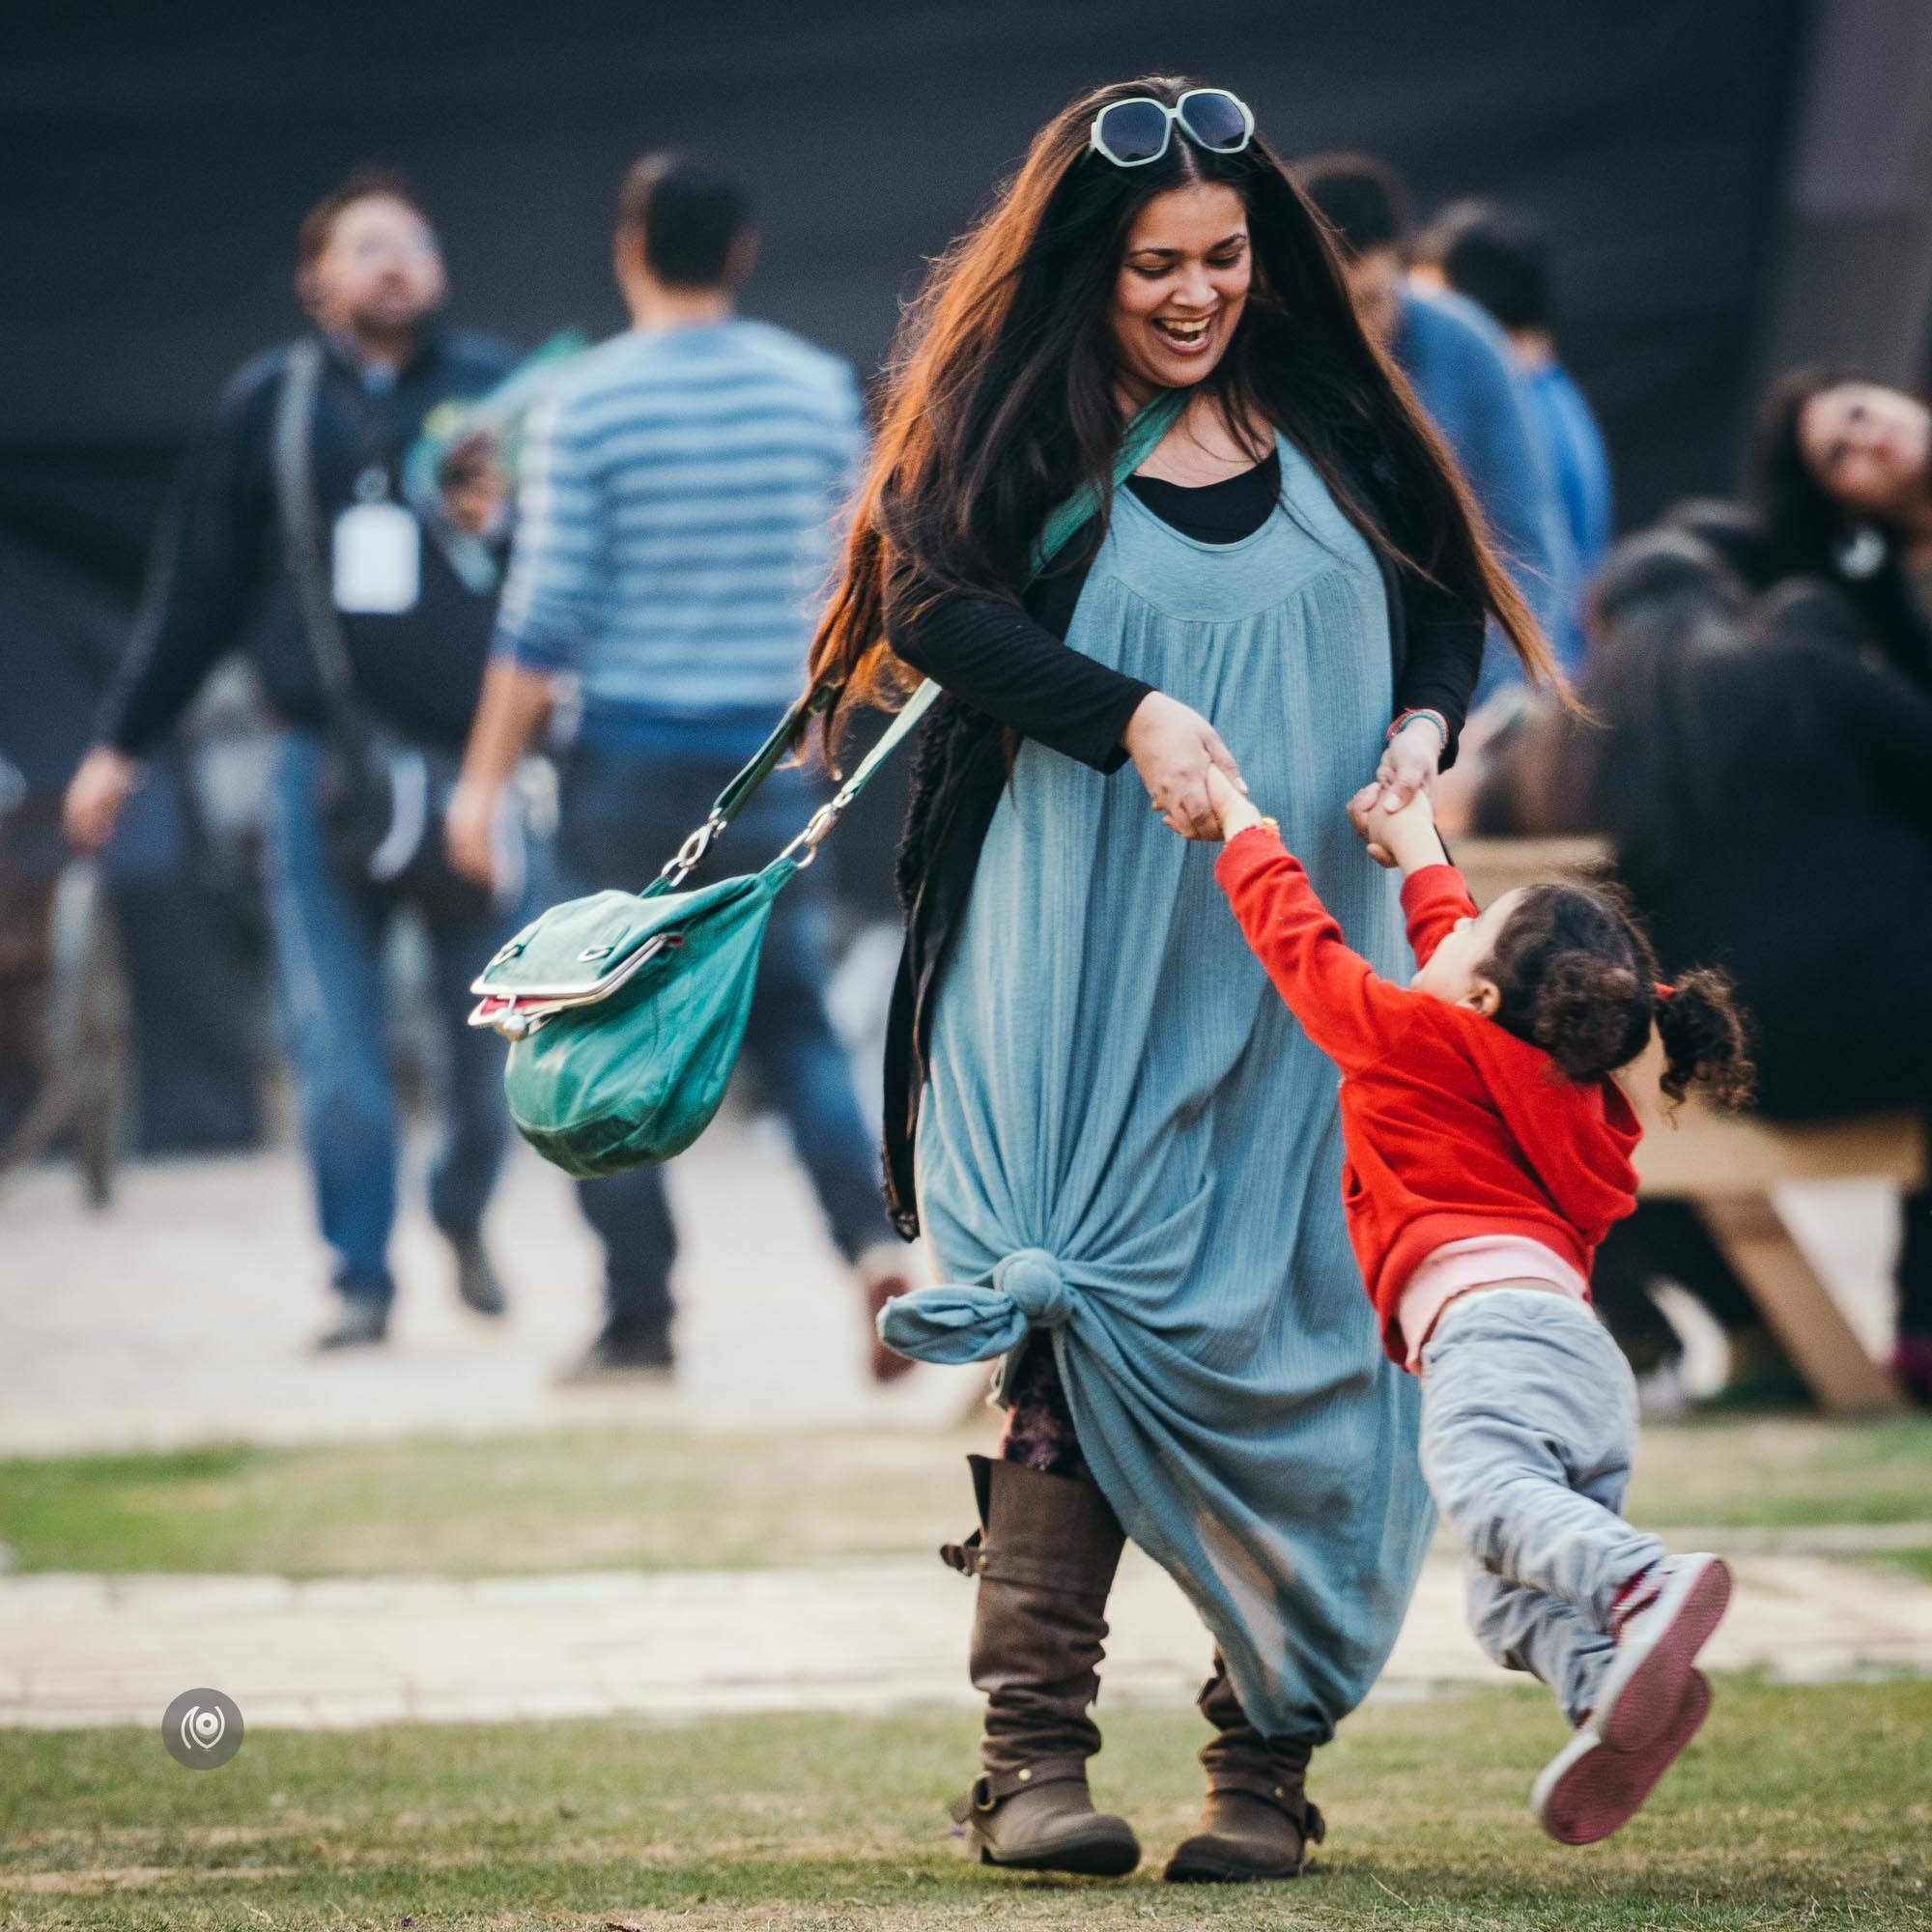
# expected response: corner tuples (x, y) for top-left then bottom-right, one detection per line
(495, 318), (865, 729)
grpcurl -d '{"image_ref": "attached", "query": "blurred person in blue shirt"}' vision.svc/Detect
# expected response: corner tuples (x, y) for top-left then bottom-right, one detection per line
(447, 155), (912, 1381)
(1420, 200), (1612, 662)
(1294, 156), (1575, 689)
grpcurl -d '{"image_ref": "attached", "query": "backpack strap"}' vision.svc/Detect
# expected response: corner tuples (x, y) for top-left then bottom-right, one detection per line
(270, 339), (359, 719)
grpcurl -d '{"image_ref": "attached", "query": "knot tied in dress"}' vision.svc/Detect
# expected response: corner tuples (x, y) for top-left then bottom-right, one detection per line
(877, 1247), (1079, 1364)
(994, 1248), (1077, 1326)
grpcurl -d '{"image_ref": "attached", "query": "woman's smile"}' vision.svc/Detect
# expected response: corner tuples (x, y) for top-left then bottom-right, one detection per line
(1110, 183), (1252, 394)
(1151, 311), (1218, 355)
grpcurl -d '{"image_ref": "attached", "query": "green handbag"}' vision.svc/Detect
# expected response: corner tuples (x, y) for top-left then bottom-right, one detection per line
(469, 388), (1187, 1179)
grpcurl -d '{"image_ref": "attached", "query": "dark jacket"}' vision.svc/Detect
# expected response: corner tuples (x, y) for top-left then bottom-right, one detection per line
(1474, 616), (1932, 1121)
(100, 327), (516, 756)
(880, 438), (1487, 1236)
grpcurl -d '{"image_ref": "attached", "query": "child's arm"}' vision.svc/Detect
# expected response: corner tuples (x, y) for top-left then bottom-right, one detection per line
(1349, 785), (1480, 968)
(1208, 769), (1417, 1070)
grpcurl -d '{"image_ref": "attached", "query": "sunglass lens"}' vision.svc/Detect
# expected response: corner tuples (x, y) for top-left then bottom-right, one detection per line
(1179, 91), (1250, 152)
(1097, 99), (1171, 164)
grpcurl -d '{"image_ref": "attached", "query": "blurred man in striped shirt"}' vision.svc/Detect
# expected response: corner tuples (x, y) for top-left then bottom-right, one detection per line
(449, 155), (910, 1379)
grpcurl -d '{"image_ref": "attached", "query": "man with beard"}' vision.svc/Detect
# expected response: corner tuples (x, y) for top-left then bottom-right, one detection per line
(65, 171), (519, 1349)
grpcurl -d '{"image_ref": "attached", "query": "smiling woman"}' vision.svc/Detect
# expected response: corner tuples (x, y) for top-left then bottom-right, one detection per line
(1752, 368), (1932, 690)
(1795, 382), (1931, 522)
(801, 73), (1561, 1887)
(1112, 188), (1255, 407)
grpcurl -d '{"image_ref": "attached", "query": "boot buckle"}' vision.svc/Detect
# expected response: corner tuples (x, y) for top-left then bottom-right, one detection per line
(938, 1528), (984, 1576)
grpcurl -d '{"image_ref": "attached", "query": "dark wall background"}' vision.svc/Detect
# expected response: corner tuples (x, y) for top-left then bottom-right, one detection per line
(0, 1), (1809, 1148)
(5, 0), (1805, 602)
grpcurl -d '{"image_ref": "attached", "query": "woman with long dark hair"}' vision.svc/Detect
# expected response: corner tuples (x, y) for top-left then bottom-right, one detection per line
(1752, 369), (1932, 689)
(810, 77), (1555, 1881)
(1581, 538), (1932, 1402)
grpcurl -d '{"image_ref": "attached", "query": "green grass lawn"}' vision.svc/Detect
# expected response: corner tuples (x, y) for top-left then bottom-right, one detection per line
(3, 1414), (1929, 1579)
(3, 1679), (1927, 1930)
(0, 1428), (983, 1577)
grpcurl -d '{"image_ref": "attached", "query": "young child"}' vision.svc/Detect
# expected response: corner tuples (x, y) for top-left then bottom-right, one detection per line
(1206, 765), (1752, 1844)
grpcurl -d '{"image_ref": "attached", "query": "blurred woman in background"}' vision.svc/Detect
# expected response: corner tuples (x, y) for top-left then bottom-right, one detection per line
(1477, 531), (1932, 1402)
(1753, 370), (1932, 690)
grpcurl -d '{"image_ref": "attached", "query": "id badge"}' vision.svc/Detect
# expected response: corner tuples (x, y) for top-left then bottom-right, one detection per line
(332, 500), (421, 614)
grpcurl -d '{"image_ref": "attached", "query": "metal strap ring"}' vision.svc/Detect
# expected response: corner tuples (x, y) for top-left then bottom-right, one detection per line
(660, 814), (724, 882)
(778, 803), (840, 868)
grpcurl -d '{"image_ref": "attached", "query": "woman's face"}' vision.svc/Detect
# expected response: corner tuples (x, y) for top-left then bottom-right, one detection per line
(1109, 183), (1252, 401)
(1797, 382), (1932, 520)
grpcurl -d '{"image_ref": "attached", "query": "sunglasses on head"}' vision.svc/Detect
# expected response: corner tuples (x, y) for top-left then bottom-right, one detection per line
(1089, 88), (1255, 168)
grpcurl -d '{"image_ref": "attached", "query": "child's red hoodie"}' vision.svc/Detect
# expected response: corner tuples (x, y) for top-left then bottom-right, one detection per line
(1213, 826), (1642, 1365)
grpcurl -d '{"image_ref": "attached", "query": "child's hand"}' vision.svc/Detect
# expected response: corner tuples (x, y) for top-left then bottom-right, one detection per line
(1206, 764), (1265, 841)
(1347, 782), (1397, 868)
(1348, 781), (1442, 872)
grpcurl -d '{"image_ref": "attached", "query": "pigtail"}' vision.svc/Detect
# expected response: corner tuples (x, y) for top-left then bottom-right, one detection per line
(1484, 880), (1753, 1103)
(1525, 955), (1646, 1086)
(1655, 968), (1754, 1109)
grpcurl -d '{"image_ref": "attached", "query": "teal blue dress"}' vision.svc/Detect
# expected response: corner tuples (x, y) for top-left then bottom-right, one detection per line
(881, 435), (1435, 1742)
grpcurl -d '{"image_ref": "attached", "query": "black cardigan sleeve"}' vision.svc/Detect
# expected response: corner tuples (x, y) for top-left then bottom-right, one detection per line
(1390, 567), (1485, 769)
(886, 578), (1152, 775)
(1342, 426), (1485, 768)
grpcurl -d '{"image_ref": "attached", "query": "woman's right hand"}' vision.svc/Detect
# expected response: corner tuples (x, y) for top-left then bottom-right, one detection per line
(1123, 692), (1246, 841)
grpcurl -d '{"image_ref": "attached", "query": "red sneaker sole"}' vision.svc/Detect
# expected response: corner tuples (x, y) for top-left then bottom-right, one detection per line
(1598, 1558), (1731, 1754)
(1538, 1672), (1712, 1845)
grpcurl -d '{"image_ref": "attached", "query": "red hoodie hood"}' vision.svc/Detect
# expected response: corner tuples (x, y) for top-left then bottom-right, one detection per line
(1455, 1010), (1642, 1242)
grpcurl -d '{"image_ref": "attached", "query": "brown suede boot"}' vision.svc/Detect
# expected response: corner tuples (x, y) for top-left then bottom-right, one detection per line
(1163, 1652), (1325, 1883)
(942, 1455), (1141, 1877)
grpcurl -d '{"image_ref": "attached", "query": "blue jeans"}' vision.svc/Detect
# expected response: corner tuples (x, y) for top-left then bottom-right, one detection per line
(263, 729), (511, 1308)
(1418, 1288), (1667, 1725)
(555, 734), (891, 1336)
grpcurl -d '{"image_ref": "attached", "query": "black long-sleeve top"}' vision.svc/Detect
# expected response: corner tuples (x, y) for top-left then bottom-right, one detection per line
(99, 327), (515, 757)
(880, 441), (1486, 1236)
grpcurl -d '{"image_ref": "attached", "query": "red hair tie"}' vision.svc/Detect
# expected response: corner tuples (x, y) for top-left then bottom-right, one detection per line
(1653, 981), (1675, 1003)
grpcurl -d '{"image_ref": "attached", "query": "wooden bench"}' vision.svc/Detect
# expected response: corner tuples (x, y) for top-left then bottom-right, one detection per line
(1453, 838), (1915, 1413)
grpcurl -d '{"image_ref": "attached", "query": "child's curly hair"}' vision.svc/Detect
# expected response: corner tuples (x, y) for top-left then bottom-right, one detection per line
(1482, 879), (1754, 1107)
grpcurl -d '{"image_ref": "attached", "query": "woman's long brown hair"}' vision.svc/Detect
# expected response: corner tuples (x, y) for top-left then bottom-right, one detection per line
(806, 74), (1561, 762)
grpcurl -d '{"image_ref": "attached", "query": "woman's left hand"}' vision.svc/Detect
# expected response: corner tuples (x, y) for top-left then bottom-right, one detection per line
(1373, 716), (1444, 813)
(1355, 717), (1443, 867)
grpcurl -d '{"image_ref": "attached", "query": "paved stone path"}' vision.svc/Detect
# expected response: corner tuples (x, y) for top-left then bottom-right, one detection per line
(6, 1545), (1930, 1730)
(1, 1120), (982, 1455)
(0, 1113), (1905, 1455)
(6, 1105), (1924, 1734)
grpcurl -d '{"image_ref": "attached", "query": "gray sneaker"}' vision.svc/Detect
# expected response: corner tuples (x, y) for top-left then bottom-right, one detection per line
(314, 1299), (388, 1351)
(554, 1327), (674, 1384)
(450, 1233), (508, 1318)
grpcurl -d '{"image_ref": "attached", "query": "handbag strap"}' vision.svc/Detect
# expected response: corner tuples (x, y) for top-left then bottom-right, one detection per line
(1026, 386), (1189, 582)
(651, 385), (1190, 894)
(272, 339), (363, 722)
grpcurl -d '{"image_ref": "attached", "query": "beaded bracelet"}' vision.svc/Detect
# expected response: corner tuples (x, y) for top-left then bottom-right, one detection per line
(1385, 707), (1449, 749)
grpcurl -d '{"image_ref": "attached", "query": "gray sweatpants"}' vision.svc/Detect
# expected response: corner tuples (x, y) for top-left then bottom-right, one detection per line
(1418, 1288), (1668, 1726)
